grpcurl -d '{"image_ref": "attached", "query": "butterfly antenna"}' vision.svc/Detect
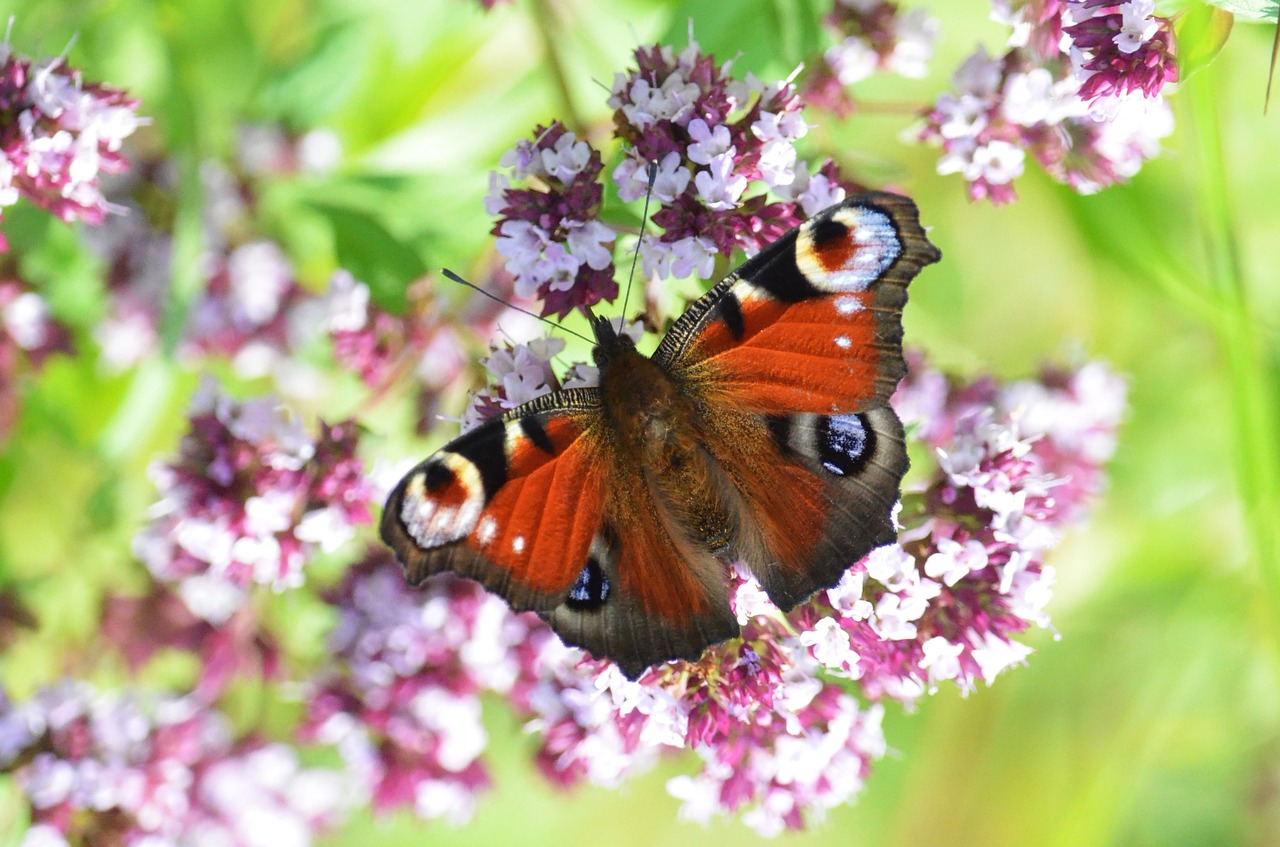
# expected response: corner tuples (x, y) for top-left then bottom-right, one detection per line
(440, 268), (593, 344)
(620, 160), (659, 324)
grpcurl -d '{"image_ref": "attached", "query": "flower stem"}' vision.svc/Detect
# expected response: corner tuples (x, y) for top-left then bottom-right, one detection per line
(528, 0), (588, 135)
(1185, 66), (1280, 671)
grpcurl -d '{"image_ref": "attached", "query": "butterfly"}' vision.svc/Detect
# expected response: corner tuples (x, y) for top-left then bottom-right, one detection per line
(381, 192), (941, 679)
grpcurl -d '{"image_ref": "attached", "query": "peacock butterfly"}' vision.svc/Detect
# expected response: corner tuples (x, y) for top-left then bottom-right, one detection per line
(380, 192), (941, 679)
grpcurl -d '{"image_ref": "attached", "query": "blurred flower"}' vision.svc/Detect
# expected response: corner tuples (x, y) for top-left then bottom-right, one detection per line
(325, 270), (483, 433)
(804, 0), (938, 115)
(133, 378), (374, 623)
(181, 239), (324, 379)
(100, 586), (281, 701)
(0, 32), (141, 247)
(0, 680), (349, 846)
(301, 550), (544, 822)
(919, 0), (1176, 202)
(236, 124), (342, 177)
(87, 144), (335, 384)
(0, 276), (72, 439)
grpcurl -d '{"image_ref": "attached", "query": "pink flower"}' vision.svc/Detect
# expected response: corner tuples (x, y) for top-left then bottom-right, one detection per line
(0, 277), (72, 440)
(0, 35), (141, 242)
(133, 378), (375, 623)
(487, 124), (617, 318)
(919, 0), (1177, 202)
(608, 38), (829, 277)
(1, 681), (349, 845)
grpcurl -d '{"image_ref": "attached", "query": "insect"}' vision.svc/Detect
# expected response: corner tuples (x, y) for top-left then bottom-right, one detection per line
(381, 192), (941, 679)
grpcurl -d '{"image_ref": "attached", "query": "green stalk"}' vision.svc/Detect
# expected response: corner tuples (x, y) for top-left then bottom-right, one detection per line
(1185, 65), (1280, 669)
(528, 0), (588, 135)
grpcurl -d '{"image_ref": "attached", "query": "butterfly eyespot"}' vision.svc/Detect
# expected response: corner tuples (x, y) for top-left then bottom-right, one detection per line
(819, 414), (873, 476)
(423, 461), (455, 492)
(566, 557), (610, 610)
(512, 535), (526, 554)
(400, 453), (485, 547)
(834, 335), (852, 349)
(797, 207), (902, 294)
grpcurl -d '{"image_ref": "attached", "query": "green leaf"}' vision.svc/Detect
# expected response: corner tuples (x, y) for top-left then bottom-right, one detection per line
(256, 19), (373, 125)
(1205, 0), (1278, 19)
(1177, 3), (1236, 80)
(307, 202), (427, 312)
(663, 0), (828, 76)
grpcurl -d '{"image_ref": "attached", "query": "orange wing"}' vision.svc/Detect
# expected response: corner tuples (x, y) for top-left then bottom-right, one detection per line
(381, 392), (608, 611)
(656, 192), (940, 414)
(381, 389), (738, 678)
(655, 193), (938, 609)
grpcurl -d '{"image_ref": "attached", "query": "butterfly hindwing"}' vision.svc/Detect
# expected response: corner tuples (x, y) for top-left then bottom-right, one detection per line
(716, 405), (908, 609)
(541, 460), (739, 678)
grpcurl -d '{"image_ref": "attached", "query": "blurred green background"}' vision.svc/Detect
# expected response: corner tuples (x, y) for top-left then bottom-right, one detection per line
(2, 0), (1279, 844)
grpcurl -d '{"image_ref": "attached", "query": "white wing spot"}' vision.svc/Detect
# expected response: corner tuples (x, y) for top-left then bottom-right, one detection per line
(835, 295), (863, 315)
(512, 535), (526, 554)
(834, 335), (852, 349)
(476, 516), (498, 546)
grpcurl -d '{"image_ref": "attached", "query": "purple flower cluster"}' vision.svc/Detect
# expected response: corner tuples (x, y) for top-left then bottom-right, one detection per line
(488, 123), (618, 319)
(302, 551), (551, 822)
(459, 318), (643, 430)
(0, 37), (140, 247)
(88, 152), (335, 382)
(332, 348), (1123, 833)
(919, 0), (1176, 202)
(806, 0), (938, 116)
(1, 277), (71, 439)
(1065, 0), (1177, 109)
(133, 378), (375, 623)
(609, 40), (849, 281)
(0, 681), (349, 847)
(101, 586), (282, 701)
(180, 239), (322, 378)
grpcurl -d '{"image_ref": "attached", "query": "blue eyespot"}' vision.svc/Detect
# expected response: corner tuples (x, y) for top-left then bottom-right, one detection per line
(820, 414), (870, 476)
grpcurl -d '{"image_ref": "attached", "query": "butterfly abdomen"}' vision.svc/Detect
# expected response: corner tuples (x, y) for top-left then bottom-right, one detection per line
(598, 348), (736, 558)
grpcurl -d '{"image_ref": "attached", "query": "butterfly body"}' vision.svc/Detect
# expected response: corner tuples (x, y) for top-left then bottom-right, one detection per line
(382, 192), (941, 678)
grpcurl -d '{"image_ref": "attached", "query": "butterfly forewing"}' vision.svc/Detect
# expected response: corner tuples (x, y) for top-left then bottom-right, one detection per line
(659, 192), (939, 415)
(381, 394), (608, 612)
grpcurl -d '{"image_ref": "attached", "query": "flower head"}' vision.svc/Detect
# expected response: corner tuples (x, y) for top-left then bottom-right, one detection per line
(1, 681), (349, 845)
(0, 36), (141, 244)
(919, 0), (1176, 202)
(488, 124), (618, 318)
(133, 378), (375, 623)
(609, 39), (835, 277)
